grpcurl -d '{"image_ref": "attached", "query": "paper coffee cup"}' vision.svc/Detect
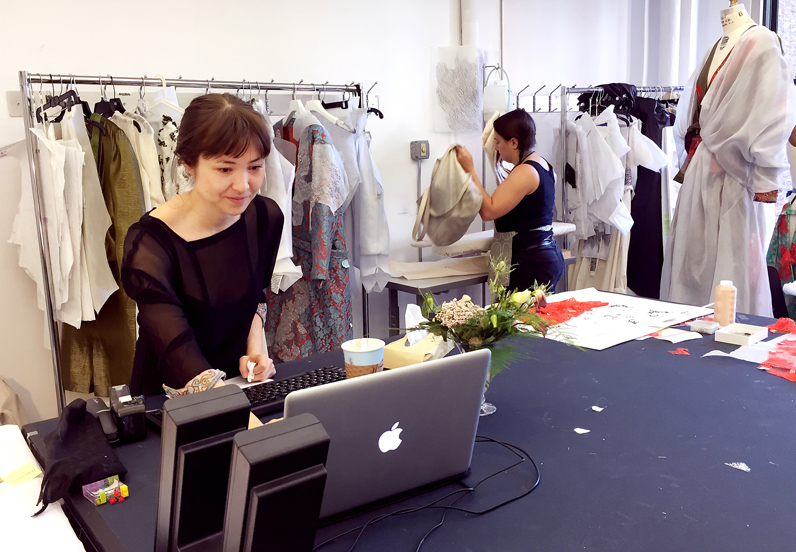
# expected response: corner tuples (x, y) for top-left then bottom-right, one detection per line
(342, 338), (385, 379)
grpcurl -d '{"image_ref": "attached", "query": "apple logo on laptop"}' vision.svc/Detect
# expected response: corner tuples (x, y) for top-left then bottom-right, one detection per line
(378, 422), (403, 453)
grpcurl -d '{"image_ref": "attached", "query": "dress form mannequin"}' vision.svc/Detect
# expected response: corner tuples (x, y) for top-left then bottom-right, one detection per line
(708, 2), (756, 76)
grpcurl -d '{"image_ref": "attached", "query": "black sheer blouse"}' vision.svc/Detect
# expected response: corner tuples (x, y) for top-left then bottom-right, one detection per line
(121, 196), (283, 395)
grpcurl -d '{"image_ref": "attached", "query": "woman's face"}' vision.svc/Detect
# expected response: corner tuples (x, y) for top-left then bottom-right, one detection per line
(494, 132), (520, 165)
(185, 144), (265, 217)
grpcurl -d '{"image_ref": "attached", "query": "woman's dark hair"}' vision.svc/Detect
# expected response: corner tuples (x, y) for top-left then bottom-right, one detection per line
(175, 93), (271, 168)
(493, 109), (537, 160)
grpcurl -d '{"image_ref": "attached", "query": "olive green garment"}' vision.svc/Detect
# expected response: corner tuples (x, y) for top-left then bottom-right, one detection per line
(61, 114), (145, 396)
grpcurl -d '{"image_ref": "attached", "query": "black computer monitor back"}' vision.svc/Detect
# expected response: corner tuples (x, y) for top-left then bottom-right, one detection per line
(156, 386), (250, 552)
(223, 413), (330, 552)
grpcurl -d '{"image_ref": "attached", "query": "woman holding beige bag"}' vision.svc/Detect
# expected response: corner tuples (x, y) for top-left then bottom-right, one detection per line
(456, 109), (564, 292)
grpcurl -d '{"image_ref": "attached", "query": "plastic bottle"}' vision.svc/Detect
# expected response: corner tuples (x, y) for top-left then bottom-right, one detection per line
(714, 280), (737, 327)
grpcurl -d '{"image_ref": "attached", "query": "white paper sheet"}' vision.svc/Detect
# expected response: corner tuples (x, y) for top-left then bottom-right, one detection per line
(702, 334), (796, 365)
(0, 426), (84, 551)
(543, 288), (713, 350)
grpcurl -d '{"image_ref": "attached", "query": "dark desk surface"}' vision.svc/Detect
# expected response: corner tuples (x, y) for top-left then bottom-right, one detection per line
(25, 315), (796, 551)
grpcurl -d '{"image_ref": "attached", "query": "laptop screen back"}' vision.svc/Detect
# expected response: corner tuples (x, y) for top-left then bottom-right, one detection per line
(283, 348), (490, 518)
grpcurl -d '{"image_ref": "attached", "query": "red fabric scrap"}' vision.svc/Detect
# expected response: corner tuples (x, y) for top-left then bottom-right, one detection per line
(767, 318), (796, 334)
(669, 348), (690, 356)
(537, 298), (609, 326)
(761, 338), (796, 382)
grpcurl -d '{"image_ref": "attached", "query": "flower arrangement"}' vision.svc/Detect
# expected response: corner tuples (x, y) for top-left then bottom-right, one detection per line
(412, 258), (553, 382)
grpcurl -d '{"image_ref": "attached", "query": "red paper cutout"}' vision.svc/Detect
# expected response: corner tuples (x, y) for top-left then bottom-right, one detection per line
(761, 338), (796, 382)
(767, 318), (796, 334)
(537, 298), (609, 326)
(669, 348), (690, 356)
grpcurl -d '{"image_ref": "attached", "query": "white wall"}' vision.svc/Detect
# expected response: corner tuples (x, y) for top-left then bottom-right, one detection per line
(0, 0), (640, 421)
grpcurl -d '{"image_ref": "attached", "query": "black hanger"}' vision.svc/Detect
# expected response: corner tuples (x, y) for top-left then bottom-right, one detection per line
(322, 98), (349, 110)
(36, 89), (80, 123)
(87, 119), (107, 136)
(93, 97), (115, 118)
(367, 107), (384, 119)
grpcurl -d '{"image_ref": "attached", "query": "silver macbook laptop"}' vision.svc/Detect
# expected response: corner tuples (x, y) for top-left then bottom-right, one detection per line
(283, 348), (490, 518)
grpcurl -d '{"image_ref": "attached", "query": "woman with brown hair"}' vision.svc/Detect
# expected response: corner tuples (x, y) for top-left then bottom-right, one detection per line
(455, 109), (564, 292)
(122, 93), (283, 396)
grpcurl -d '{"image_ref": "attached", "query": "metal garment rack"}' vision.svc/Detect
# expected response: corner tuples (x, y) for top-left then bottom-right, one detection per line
(19, 71), (363, 413)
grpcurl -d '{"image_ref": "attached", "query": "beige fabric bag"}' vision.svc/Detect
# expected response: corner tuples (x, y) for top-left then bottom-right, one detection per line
(413, 144), (483, 246)
(0, 379), (28, 427)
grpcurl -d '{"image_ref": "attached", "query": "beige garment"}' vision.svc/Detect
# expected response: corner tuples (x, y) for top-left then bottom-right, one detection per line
(482, 111), (502, 171)
(0, 379), (28, 426)
(568, 188), (632, 293)
(389, 255), (489, 280)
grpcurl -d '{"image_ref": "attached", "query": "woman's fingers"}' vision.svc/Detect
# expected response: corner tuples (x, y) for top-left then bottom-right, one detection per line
(252, 354), (276, 381)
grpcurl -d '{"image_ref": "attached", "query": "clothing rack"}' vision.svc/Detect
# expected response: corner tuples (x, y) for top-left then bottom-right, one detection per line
(18, 71), (364, 413)
(555, 85), (684, 254)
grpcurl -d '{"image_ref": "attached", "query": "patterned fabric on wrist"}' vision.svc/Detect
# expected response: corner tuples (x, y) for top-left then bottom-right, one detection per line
(256, 303), (268, 324)
(163, 369), (226, 398)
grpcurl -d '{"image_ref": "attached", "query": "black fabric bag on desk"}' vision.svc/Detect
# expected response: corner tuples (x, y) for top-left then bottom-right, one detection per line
(33, 399), (126, 516)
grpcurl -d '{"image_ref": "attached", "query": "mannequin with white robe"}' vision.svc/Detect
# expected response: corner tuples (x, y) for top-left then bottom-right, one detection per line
(660, 7), (796, 316)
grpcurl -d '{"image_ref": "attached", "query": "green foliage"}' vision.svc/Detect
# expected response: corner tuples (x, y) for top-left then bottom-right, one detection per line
(413, 258), (551, 381)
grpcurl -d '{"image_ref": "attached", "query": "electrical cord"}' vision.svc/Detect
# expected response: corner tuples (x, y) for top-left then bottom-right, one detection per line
(312, 435), (540, 551)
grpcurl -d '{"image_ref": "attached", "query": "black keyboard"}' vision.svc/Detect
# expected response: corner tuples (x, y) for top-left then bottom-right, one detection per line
(244, 365), (346, 416)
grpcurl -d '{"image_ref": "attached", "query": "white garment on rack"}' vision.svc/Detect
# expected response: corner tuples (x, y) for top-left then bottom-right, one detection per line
(58, 111), (118, 314)
(260, 121), (302, 293)
(315, 108), (361, 210)
(567, 116), (668, 294)
(57, 138), (86, 328)
(7, 141), (46, 305)
(351, 106), (390, 293)
(574, 113), (626, 234)
(554, 118), (591, 242)
(590, 106), (633, 235)
(661, 26), (796, 316)
(28, 128), (72, 311)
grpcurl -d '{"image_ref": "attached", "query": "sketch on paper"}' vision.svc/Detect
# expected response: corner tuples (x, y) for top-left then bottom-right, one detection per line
(432, 46), (483, 133)
(543, 288), (713, 351)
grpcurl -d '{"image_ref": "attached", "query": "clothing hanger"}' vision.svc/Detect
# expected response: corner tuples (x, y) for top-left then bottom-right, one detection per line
(93, 76), (116, 118)
(322, 88), (349, 110)
(68, 75), (93, 120)
(145, 74), (185, 115)
(283, 81), (307, 127)
(109, 77), (126, 114)
(106, 77), (140, 131)
(37, 75), (81, 123)
(305, 84), (355, 133)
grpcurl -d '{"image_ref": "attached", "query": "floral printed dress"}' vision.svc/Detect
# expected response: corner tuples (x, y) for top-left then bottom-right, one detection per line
(265, 122), (353, 362)
(767, 199), (796, 319)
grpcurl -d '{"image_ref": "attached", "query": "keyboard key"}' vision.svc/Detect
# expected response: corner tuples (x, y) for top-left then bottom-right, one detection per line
(244, 366), (346, 416)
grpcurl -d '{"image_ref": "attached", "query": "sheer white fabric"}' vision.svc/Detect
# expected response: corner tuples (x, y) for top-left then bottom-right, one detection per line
(260, 121), (302, 293)
(351, 107), (390, 292)
(58, 112), (117, 314)
(661, 26), (796, 316)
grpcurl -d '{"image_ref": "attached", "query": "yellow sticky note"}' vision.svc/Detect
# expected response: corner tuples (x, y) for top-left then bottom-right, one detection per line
(1, 462), (42, 486)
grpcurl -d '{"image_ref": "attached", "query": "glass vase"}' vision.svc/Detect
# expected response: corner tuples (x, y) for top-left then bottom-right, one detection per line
(454, 342), (496, 416)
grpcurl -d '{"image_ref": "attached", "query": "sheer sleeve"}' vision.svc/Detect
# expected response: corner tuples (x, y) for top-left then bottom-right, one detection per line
(121, 220), (214, 389)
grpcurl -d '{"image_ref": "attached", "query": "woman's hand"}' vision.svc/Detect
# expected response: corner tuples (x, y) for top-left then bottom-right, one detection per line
(239, 353), (276, 382)
(455, 145), (475, 174)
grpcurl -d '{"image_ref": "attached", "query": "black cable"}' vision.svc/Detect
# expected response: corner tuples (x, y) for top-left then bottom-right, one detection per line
(312, 435), (540, 551)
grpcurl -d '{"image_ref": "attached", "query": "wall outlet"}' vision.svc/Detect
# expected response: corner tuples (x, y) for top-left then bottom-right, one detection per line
(410, 140), (429, 160)
(6, 91), (23, 117)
